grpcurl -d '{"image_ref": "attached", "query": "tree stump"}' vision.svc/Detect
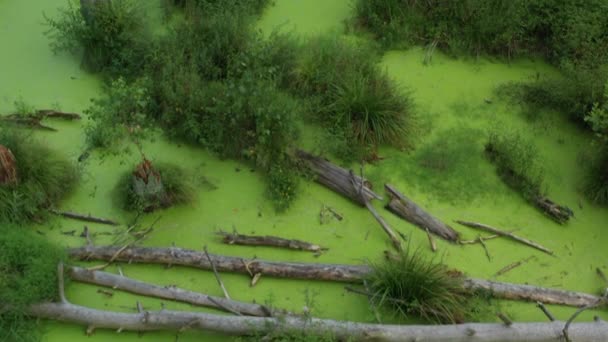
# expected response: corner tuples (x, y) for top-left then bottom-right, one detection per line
(0, 145), (18, 185)
(131, 159), (167, 212)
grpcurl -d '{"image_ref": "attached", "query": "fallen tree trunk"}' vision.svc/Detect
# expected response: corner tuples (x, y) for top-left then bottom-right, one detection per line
(0, 116), (57, 131)
(27, 301), (608, 341)
(68, 266), (279, 317)
(35, 109), (81, 120)
(534, 196), (574, 224)
(50, 209), (119, 226)
(217, 231), (326, 253)
(385, 184), (459, 242)
(69, 246), (607, 307)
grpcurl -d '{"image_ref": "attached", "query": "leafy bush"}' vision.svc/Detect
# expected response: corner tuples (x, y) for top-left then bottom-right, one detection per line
(367, 248), (468, 324)
(0, 129), (78, 224)
(84, 77), (153, 151)
(294, 35), (415, 161)
(581, 83), (608, 204)
(45, 0), (149, 77)
(485, 131), (544, 201)
(0, 225), (66, 342)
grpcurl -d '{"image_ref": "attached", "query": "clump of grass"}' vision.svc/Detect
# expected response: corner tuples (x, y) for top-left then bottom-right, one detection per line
(0, 129), (78, 224)
(367, 248), (468, 324)
(485, 130), (545, 201)
(115, 160), (195, 213)
(294, 35), (415, 162)
(0, 225), (66, 342)
(581, 148), (608, 205)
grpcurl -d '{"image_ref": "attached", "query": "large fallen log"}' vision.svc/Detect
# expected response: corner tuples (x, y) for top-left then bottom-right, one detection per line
(217, 231), (326, 253)
(68, 266), (279, 317)
(296, 149), (402, 250)
(385, 184), (459, 242)
(69, 246), (607, 308)
(27, 301), (608, 341)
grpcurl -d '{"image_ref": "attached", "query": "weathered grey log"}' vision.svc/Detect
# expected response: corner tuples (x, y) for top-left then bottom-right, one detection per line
(50, 209), (119, 226)
(295, 149), (381, 206)
(69, 246), (607, 307)
(68, 266), (279, 317)
(385, 184), (459, 242)
(27, 302), (608, 341)
(455, 220), (554, 256)
(217, 231), (326, 253)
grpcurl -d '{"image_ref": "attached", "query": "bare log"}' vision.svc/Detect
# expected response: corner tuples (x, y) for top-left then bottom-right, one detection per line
(365, 201), (402, 251)
(385, 184), (459, 242)
(27, 302), (608, 342)
(218, 231), (326, 253)
(35, 109), (81, 120)
(68, 266), (276, 317)
(455, 220), (553, 256)
(69, 246), (607, 308)
(534, 196), (573, 224)
(50, 209), (119, 226)
(0, 116), (57, 131)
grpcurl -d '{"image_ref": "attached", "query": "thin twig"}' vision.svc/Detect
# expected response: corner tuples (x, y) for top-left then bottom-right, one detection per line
(597, 268), (607, 285)
(207, 296), (242, 316)
(536, 301), (555, 321)
(563, 292), (607, 342)
(497, 312), (512, 326)
(426, 228), (437, 252)
(204, 246), (231, 299)
(494, 256), (535, 277)
(58, 262), (67, 304)
(478, 235), (491, 261)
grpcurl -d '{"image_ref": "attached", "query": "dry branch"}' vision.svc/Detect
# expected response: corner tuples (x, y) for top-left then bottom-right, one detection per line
(68, 266), (277, 317)
(494, 257), (535, 277)
(385, 184), (459, 242)
(69, 246), (607, 308)
(455, 220), (553, 256)
(50, 209), (119, 226)
(204, 246), (231, 300)
(217, 231), (326, 253)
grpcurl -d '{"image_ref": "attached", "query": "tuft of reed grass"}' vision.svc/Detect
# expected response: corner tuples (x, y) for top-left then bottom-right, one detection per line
(366, 248), (467, 324)
(0, 129), (78, 224)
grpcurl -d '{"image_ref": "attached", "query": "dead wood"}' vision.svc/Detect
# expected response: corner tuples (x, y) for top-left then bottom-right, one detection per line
(204, 246), (231, 300)
(494, 257), (535, 277)
(456, 220), (553, 256)
(0, 116), (57, 131)
(68, 266), (277, 317)
(534, 196), (574, 224)
(50, 209), (119, 226)
(536, 302), (555, 321)
(365, 201), (402, 251)
(35, 109), (81, 120)
(69, 246), (607, 308)
(217, 231), (326, 253)
(385, 184), (459, 242)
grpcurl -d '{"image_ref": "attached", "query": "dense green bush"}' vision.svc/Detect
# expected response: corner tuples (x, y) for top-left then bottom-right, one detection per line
(45, 0), (149, 77)
(0, 225), (66, 342)
(0, 129), (78, 224)
(294, 35), (415, 161)
(582, 83), (608, 204)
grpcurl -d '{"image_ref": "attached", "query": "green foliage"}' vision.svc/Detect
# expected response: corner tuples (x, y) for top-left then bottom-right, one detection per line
(367, 248), (468, 324)
(582, 147), (608, 205)
(485, 130), (544, 201)
(0, 225), (66, 342)
(12, 97), (36, 116)
(0, 129), (78, 224)
(45, 0), (149, 77)
(84, 77), (153, 151)
(115, 162), (195, 212)
(294, 35), (415, 161)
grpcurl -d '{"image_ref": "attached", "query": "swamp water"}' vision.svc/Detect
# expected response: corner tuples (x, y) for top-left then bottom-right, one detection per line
(0, 0), (606, 341)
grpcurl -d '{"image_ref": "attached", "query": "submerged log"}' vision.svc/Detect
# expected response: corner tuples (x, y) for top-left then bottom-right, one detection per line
(217, 231), (326, 253)
(50, 209), (119, 226)
(27, 302), (608, 341)
(534, 196), (574, 224)
(68, 266), (277, 317)
(1, 115), (57, 131)
(69, 246), (607, 308)
(385, 184), (459, 242)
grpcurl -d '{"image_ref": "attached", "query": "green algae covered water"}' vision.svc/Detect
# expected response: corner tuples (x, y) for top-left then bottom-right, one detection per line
(0, 0), (607, 341)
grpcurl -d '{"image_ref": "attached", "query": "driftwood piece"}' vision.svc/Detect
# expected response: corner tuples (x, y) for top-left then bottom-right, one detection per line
(455, 220), (553, 255)
(68, 266), (276, 317)
(35, 109), (81, 120)
(27, 302), (608, 341)
(385, 184), (459, 242)
(218, 231), (326, 253)
(69, 246), (607, 308)
(50, 209), (119, 226)
(204, 246), (231, 300)
(364, 201), (402, 251)
(494, 256), (535, 277)
(1, 116), (57, 131)
(534, 196), (573, 224)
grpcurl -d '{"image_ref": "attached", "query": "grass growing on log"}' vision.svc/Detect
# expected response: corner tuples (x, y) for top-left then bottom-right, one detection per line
(0, 225), (66, 342)
(0, 129), (78, 224)
(366, 248), (468, 324)
(485, 130), (545, 201)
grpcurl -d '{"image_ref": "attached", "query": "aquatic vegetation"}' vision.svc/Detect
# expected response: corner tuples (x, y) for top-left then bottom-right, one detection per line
(0, 129), (78, 224)
(44, 0), (149, 77)
(294, 35), (415, 161)
(366, 248), (468, 324)
(0, 225), (66, 342)
(582, 88), (608, 204)
(115, 159), (195, 213)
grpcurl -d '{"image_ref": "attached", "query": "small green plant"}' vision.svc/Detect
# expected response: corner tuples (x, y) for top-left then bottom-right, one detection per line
(581, 84), (608, 204)
(0, 225), (66, 342)
(366, 248), (468, 324)
(12, 97), (36, 116)
(0, 129), (78, 224)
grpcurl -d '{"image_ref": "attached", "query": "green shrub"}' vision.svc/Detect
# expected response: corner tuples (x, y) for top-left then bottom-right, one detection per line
(84, 77), (153, 151)
(485, 130), (544, 201)
(0, 225), (66, 342)
(45, 0), (149, 77)
(0, 129), (78, 224)
(367, 248), (468, 324)
(294, 35), (415, 161)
